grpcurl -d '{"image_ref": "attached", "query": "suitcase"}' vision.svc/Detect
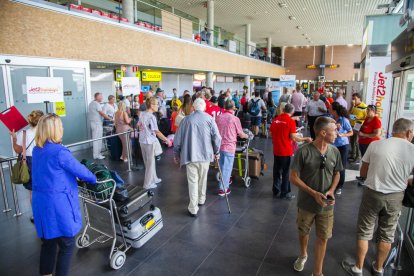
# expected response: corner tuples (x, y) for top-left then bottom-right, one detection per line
(116, 186), (154, 219)
(107, 136), (122, 161)
(116, 207), (163, 248)
(233, 151), (263, 178)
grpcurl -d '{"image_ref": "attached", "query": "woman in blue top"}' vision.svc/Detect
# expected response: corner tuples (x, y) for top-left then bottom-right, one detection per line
(329, 102), (353, 195)
(32, 114), (96, 276)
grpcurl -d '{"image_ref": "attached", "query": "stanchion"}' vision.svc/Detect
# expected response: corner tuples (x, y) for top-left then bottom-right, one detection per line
(8, 161), (22, 217)
(390, 223), (404, 271)
(125, 133), (132, 172)
(0, 162), (11, 213)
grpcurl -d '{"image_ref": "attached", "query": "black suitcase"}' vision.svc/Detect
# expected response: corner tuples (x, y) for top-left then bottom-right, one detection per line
(116, 185), (154, 218)
(107, 136), (122, 161)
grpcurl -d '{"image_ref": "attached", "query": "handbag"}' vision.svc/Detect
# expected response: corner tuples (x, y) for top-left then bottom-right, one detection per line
(11, 131), (32, 184)
(403, 185), (414, 208)
(154, 139), (163, 157)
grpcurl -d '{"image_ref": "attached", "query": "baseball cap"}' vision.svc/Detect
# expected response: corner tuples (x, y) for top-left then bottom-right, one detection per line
(156, 88), (164, 93)
(210, 96), (218, 103)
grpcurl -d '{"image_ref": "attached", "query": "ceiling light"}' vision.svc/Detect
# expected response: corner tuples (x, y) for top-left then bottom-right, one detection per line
(289, 16), (296, 20)
(278, 3), (288, 8)
(347, 44), (353, 47)
(96, 65), (106, 69)
(306, 45), (310, 48)
(296, 26), (303, 29)
(302, 33), (307, 36)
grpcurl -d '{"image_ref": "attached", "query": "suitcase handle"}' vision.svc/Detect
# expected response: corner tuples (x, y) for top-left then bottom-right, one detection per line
(147, 190), (154, 197)
(140, 214), (154, 226)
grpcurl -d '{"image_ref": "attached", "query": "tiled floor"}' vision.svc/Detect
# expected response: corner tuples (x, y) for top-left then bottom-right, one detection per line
(0, 138), (413, 276)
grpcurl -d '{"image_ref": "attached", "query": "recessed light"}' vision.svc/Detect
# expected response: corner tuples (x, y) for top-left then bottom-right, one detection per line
(347, 44), (354, 46)
(278, 3), (288, 8)
(302, 33), (307, 36)
(296, 26), (303, 29)
(289, 16), (296, 20)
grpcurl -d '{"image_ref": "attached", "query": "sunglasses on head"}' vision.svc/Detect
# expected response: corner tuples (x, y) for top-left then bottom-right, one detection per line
(320, 154), (327, 170)
(367, 105), (377, 111)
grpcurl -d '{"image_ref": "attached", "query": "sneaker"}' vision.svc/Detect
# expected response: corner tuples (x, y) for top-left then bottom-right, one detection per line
(335, 188), (342, 195)
(155, 178), (162, 184)
(293, 255), (307, 272)
(95, 155), (105, 160)
(341, 260), (363, 276)
(229, 177), (233, 185)
(123, 158), (128, 163)
(144, 183), (157, 190)
(280, 194), (296, 200)
(371, 261), (384, 276)
(188, 210), (197, 217)
(218, 188), (231, 197)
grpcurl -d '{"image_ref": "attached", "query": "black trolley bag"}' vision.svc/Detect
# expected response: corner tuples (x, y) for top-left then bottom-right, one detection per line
(115, 185), (155, 228)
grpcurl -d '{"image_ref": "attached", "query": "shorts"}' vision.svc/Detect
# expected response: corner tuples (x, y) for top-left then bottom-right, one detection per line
(357, 188), (403, 243)
(251, 116), (262, 126)
(297, 208), (334, 240)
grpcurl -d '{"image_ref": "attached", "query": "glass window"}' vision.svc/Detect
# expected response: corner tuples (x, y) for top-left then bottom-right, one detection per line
(405, 74), (414, 110)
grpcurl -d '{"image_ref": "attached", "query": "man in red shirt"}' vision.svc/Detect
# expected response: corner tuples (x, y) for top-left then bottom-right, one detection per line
(206, 96), (222, 119)
(269, 104), (312, 199)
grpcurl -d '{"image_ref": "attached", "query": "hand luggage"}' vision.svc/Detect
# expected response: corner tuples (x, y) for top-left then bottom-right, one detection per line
(107, 135), (122, 161)
(117, 207), (163, 248)
(116, 186), (154, 219)
(233, 149), (265, 179)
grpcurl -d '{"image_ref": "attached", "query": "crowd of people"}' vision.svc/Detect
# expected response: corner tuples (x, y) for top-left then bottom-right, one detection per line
(8, 85), (414, 276)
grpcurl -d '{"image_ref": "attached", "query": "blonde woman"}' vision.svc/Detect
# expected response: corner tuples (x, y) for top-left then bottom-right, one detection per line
(31, 114), (96, 276)
(138, 97), (172, 189)
(115, 101), (132, 162)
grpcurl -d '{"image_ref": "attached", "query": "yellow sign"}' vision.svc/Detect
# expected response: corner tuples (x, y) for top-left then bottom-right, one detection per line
(141, 71), (162, 82)
(55, 102), (66, 117)
(115, 70), (124, 81)
(135, 71), (141, 79)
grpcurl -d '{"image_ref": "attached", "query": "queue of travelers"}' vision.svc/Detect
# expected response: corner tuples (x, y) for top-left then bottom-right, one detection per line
(9, 84), (413, 276)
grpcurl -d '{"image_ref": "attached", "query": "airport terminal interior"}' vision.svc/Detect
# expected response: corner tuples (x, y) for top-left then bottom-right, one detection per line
(1, 0), (414, 275)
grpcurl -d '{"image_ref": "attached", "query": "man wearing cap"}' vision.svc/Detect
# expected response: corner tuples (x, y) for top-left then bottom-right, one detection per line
(156, 88), (167, 119)
(207, 96), (222, 119)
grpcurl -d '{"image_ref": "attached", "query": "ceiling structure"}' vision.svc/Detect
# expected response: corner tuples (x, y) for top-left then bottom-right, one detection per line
(157, 0), (393, 46)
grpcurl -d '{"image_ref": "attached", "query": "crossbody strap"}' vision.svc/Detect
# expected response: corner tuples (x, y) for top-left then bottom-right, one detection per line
(22, 130), (27, 161)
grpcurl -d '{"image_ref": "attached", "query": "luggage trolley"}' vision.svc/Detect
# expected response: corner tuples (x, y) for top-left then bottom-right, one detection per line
(216, 129), (255, 188)
(76, 179), (131, 270)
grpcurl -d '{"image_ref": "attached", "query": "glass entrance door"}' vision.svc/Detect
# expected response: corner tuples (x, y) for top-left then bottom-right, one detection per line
(51, 68), (88, 144)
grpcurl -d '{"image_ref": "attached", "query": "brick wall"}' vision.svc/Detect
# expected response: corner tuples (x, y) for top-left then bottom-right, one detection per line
(284, 45), (362, 81)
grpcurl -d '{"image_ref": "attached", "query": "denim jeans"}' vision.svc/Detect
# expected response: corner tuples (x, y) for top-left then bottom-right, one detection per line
(219, 151), (235, 191)
(39, 236), (76, 276)
(273, 156), (292, 196)
(336, 145), (349, 189)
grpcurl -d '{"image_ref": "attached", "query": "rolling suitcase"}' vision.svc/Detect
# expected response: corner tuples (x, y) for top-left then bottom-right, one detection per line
(117, 207), (163, 248)
(116, 186), (154, 219)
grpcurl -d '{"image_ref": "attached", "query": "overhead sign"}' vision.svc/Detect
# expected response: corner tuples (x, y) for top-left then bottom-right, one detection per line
(26, 77), (64, 103)
(141, 71), (162, 82)
(279, 75), (296, 88)
(306, 64), (340, 69)
(266, 81), (282, 104)
(122, 77), (140, 95)
(366, 56), (392, 138)
(306, 64), (317, 69)
(115, 70), (124, 81)
(55, 102), (66, 117)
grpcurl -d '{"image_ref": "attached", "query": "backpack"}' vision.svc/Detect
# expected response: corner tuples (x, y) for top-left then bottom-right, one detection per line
(249, 99), (261, 116)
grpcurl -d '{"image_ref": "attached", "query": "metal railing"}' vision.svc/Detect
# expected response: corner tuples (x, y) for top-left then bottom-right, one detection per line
(0, 130), (134, 217)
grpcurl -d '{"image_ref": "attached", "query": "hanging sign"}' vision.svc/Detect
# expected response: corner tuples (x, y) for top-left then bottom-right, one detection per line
(141, 71), (162, 82)
(55, 102), (66, 117)
(365, 56), (392, 138)
(26, 77), (64, 103)
(121, 77), (140, 95)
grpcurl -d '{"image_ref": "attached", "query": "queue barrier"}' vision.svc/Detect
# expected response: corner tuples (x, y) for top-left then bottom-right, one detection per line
(0, 130), (134, 217)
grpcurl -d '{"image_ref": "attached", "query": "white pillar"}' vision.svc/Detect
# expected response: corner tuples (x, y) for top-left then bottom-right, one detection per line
(266, 77), (271, 83)
(281, 46), (286, 66)
(267, 37), (272, 61)
(245, 24), (251, 56)
(125, 66), (134, 77)
(244, 75), (251, 97)
(206, 72), (214, 88)
(122, 0), (134, 23)
(207, 0), (214, 46)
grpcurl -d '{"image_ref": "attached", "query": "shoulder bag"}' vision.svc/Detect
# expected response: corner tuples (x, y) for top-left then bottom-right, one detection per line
(11, 131), (32, 184)
(403, 184), (414, 208)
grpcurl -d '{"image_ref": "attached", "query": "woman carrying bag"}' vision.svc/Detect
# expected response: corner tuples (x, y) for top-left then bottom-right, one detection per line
(10, 110), (44, 223)
(138, 97), (172, 190)
(115, 101), (132, 162)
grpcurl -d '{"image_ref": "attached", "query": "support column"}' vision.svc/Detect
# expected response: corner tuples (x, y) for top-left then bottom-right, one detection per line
(281, 46), (286, 66)
(244, 75), (251, 97)
(245, 24), (251, 56)
(125, 66), (135, 77)
(321, 45), (326, 76)
(207, 0), (214, 46)
(206, 72), (214, 88)
(267, 37), (272, 62)
(266, 77), (271, 83)
(122, 0), (134, 23)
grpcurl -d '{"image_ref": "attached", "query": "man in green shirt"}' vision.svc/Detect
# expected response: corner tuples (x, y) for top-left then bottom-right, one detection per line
(290, 116), (343, 276)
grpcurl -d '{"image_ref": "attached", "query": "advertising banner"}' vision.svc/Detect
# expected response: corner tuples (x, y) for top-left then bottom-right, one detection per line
(279, 75), (296, 88)
(26, 77), (64, 103)
(266, 81), (281, 104)
(365, 56), (392, 138)
(122, 77), (140, 95)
